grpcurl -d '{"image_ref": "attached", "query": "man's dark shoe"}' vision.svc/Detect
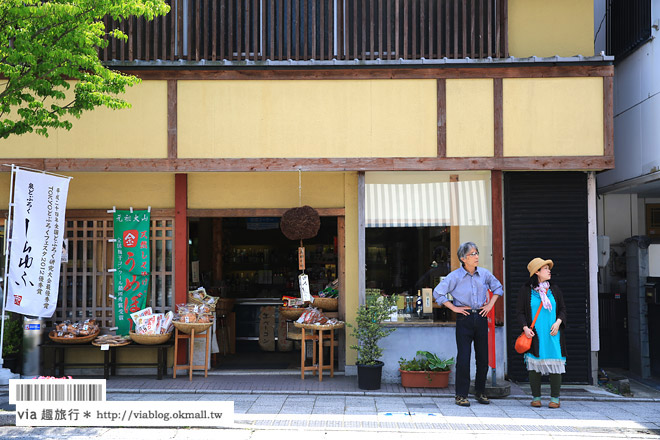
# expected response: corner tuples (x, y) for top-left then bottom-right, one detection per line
(475, 393), (490, 404)
(455, 396), (470, 407)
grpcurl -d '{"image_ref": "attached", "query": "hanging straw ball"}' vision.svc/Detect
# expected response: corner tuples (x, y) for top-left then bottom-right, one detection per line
(280, 205), (321, 240)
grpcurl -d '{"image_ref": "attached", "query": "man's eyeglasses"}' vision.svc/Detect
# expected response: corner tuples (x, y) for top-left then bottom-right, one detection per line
(467, 251), (479, 257)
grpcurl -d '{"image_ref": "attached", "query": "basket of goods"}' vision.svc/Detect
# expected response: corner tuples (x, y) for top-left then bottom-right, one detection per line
(312, 281), (339, 311)
(172, 303), (214, 334)
(128, 307), (174, 345)
(279, 296), (309, 320)
(279, 307), (306, 321)
(92, 334), (131, 347)
(294, 307), (344, 330)
(188, 287), (218, 312)
(49, 319), (100, 344)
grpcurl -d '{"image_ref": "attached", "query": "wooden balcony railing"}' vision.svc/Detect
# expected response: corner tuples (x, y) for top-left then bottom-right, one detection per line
(101, 0), (508, 63)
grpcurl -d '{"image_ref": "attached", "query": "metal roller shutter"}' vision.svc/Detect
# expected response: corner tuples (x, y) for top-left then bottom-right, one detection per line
(504, 172), (591, 384)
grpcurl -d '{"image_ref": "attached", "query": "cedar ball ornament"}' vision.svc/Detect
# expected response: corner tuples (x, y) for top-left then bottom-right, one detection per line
(280, 205), (320, 240)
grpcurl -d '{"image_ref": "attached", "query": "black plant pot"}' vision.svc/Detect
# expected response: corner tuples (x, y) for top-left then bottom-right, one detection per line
(3, 354), (22, 375)
(357, 361), (384, 390)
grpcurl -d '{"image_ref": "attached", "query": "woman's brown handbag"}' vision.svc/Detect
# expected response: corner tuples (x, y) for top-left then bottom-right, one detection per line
(514, 303), (544, 354)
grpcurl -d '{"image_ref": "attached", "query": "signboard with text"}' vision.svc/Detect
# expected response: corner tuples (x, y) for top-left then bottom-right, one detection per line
(6, 168), (70, 318)
(113, 210), (150, 335)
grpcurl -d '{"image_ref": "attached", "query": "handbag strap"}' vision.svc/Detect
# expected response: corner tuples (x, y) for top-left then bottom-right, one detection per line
(530, 303), (543, 329)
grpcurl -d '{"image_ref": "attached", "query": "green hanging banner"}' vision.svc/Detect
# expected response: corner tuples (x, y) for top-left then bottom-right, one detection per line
(113, 210), (151, 335)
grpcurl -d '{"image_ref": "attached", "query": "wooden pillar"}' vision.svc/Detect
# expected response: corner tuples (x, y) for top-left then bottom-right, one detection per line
(491, 170), (504, 324)
(450, 174), (460, 271)
(175, 174), (188, 363)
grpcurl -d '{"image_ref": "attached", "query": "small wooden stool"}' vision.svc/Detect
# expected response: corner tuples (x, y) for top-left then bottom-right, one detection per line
(294, 322), (344, 381)
(173, 324), (212, 381)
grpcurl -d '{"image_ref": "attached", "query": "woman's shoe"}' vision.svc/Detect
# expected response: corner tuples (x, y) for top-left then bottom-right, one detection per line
(530, 399), (542, 407)
(548, 400), (560, 408)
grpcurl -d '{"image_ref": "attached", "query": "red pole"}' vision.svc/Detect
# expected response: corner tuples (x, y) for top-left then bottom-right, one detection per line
(487, 289), (496, 370)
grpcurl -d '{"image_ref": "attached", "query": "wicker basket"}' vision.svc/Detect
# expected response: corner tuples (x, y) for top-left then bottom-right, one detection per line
(278, 307), (305, 321)
(187, 291), (217, 312)
(129, 331), (173, 345)
(173, 321), (213, 335)
(294, 321), (344, 331)
(49, 329), (99, 344)
(312, 297), (338, 311)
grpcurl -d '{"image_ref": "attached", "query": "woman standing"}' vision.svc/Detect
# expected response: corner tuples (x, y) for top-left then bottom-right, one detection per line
(516, 258), (567, 408)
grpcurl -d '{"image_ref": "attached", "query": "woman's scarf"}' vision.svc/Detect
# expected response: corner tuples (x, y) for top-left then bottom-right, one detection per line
(535, 281), (553, 311)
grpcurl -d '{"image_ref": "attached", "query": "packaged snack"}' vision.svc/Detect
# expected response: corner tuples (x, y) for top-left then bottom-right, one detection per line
(130, 307), (153, 326)
(161, 311), (174, 334)
(136, 314), (162, 335)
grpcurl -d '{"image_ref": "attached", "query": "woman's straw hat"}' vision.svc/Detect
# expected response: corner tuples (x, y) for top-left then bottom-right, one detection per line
(527, 258), (554, 277)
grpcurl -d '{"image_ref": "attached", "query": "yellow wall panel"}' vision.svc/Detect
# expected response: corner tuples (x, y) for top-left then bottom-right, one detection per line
(503, 78), (604, 157)
(0, 81), (168, 158)
(66, 173), (175, 209)
(508, 0), (594, 57)
(178, 80), (437, 158)
(188, 172), (346, 209)
(446, 79), (494, 157)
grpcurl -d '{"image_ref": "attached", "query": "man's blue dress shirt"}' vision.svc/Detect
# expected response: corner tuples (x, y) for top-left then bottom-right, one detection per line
(432, 266), (503, 309)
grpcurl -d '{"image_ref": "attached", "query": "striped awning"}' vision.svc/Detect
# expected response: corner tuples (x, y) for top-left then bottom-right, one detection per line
(365, 181), (490, 227)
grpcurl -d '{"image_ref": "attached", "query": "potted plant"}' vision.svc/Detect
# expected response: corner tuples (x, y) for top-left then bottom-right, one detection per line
(348, 292), (397, 390)
(1, 312), (23, 374)
(398, 351), (454, 388)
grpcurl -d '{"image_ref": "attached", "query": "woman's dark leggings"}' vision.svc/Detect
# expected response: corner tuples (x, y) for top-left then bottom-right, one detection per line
(529, 371), (562, 398)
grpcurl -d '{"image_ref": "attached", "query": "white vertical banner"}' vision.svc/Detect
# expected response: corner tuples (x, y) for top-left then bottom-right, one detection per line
(6, 168), (70, 318)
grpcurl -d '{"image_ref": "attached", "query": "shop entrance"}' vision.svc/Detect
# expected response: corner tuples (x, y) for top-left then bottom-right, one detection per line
(188, 216), (340, 370)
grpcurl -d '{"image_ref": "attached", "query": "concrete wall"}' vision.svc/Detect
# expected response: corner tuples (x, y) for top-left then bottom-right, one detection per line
(597, 0), (660, 188)
(376, 325), (506, 384)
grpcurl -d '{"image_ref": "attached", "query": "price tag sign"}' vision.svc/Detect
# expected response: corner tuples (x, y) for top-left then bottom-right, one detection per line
(299, 274), (312, 302)
(298, 247), (306, 270)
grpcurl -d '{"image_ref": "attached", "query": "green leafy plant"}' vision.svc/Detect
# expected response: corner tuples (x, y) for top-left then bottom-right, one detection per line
(2, 313), (23, 357)
(348, 293), (397, 366)
(0, 0), (170, 139)
(399, 351), (454, 372)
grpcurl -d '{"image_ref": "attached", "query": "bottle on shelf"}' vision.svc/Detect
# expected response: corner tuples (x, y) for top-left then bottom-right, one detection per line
(416, 290), (423, 319)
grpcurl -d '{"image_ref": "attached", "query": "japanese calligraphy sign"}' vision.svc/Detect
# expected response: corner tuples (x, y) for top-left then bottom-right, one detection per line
(113, 210), (150, 335)
(6, 168), (70, 318)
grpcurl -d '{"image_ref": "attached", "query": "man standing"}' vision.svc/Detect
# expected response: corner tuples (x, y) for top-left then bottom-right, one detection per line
(433, 241), (503, 407)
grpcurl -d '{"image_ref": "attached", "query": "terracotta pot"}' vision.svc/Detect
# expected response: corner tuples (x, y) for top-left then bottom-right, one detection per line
(399, 369), (450, 388)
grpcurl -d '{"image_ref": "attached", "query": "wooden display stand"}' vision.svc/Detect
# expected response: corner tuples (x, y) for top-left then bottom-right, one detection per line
(173, 327), (211, 381)
(294, 322), (343, 381)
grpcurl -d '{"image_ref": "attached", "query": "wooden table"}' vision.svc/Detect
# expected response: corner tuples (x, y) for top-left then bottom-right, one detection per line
(40, 340), (172, 379)
(294, 322), (343, 381)
(173, 326), (212, 381)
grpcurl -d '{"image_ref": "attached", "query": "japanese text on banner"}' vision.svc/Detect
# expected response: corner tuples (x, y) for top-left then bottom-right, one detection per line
(113, 210), (150, 335)
(6, 168), (70, 318)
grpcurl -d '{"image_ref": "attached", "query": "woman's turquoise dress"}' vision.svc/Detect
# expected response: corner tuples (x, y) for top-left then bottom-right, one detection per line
(524, 289), (566, 375)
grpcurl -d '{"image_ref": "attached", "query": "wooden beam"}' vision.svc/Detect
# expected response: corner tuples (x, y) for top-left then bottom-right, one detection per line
(174, 174), (188, 306)
(26, 156), (615, 173)
(437, 78), (447, 157)
(603, 76), (614, 158)
(494, 78), (503, 157)
(491, 170), (504, 325)
(118, 64), (614, 81)
(167, 79), (177, 159)
(174, 173), (187, 364)
(187, 208), (345, 217)
(449, 174), (460, 271)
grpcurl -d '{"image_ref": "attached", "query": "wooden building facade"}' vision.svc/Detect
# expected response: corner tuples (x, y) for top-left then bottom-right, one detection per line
(0, 1), (612, 383)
